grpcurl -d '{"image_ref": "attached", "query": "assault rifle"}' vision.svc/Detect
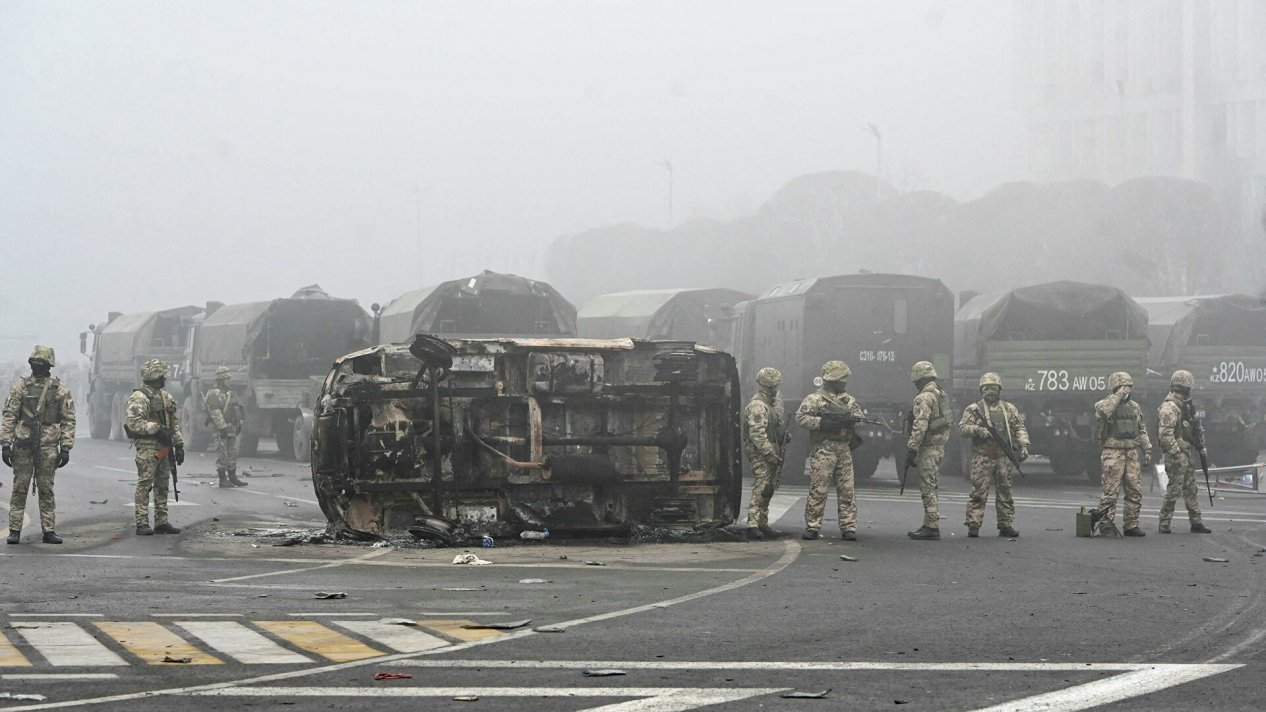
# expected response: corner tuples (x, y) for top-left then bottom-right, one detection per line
(763, 431), (793, 501)
(156, 410), (181, 503)
(970, 403), (1026, 480)
(900, 410), (914, 495)
(1188, 401), (1213, 507)
(22, 380), (53, 496)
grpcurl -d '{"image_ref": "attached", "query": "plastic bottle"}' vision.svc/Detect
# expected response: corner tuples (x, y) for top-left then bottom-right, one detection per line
(481, 535), (494, 548)
(519, 528), (550, 541)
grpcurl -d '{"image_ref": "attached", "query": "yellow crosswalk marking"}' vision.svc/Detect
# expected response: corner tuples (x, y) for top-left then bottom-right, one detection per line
(253, 621), (384, 662)
(0, 631), (33, 667)
(94, 622), (222, 665)
(421, 619), (505, 642)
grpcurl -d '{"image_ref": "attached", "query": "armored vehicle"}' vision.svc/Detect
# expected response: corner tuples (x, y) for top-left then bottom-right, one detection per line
(180, 286), (371, 460)
(577, 288), (753, 350)
(736, 273), (955, 480)
(954, 281), (1149, 483)
(1138, 294), (1266, 466)
(376, 270), (576, 343)
(312, 335), (741, 538)
(80, 306), (203, 440)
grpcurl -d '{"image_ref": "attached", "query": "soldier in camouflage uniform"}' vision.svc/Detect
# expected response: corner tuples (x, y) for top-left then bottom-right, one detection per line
(1, 346), (75, 545)
(1092, 372), (1153, 537)
(1156, 370), (1211, 534)
(958, 372), (1029, 538)
(126, 359), (185, 536)
(795, 360), (865, 541)
(743, 367), (786, 540)
(205, 367), (247, 488)
(906, 361), (951, 540)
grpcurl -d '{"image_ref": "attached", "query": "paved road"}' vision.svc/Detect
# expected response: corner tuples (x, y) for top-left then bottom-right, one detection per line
(2, 438), (1264, 710)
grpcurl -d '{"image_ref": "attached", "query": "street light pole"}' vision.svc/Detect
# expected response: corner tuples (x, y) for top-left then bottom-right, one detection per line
(863, 123), (882, 208)
(659, 159), (674, 226)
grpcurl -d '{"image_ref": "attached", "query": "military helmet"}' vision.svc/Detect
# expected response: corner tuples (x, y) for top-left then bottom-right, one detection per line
(979, 372), (1002, 390)
(215, 366), (233, 379)
(1170, 369), (1194, 388)
(755, 367), (782, 388)
(28, 345), (56, 367)
(141, 359), (169, 380)
(821, 360), (851, 382)
(911, 360), (937, 382)
(1108, 371), (1133, 391)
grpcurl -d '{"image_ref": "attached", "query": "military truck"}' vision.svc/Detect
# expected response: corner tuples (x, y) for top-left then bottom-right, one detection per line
(312, 335), (741, 538)
(577, 288), (753, 350)
(1138, 294), (1266, 466)
(180, 286), (371, 461)
(733, 273), (955, 481)
(954, 281), (1149, 483)
(80, 306), (203, 440)
(376, 270), (576, 343)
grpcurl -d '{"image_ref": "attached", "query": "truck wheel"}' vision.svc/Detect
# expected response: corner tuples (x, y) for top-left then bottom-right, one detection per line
(110, 392), (127, 441)
(182, 402), (211, 451)
(853, 449), (880, 480)
(275, 417), (297, 459)
(239, 433), (260, 457)
(89, 400), (111, 439)
(1049, 452), (1084, 478)
(1084, 451), (1103, 486)
(292, 417), (312, 464)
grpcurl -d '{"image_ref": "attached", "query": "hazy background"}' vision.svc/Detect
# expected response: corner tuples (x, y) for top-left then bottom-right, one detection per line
(1, 0), (1025, 362)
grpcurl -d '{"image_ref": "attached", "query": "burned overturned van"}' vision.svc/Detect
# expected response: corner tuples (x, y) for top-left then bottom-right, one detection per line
(312, 336), (742, 538)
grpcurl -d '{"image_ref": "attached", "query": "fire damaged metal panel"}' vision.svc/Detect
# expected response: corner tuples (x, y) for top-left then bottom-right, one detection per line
(312, 336), (742, 538)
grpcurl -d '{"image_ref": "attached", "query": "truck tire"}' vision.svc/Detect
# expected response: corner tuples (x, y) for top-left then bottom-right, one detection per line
(853, 448), (879, 480)
(110, 392), (127, 442)
(276, 417), (297, 460)
(89, 399), (111, 440)
(182, 402), (211, 451)
(1084, 450), (1103, 486)
(1049, 452), (1084, 478)
(239, 433), (260, 457)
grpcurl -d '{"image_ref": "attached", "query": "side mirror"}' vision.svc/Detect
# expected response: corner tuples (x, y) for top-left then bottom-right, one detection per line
(79, 332), (88, 355)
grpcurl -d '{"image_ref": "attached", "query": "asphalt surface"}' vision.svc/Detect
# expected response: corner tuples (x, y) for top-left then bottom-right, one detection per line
(2, 437), (1265, 711)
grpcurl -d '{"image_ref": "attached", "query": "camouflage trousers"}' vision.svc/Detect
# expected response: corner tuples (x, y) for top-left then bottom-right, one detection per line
(215, 433), (239, 473)
(1097, 447), (1142, 532)
(746, 453), (781, 528)
(1159, 448), (1203, 527)
(965, 455), (1014, 529)
(915, 445), (944, 528)
(8, 446), (58, 532)
(134, 443), (172, 527)
(804, 440), (856, 533)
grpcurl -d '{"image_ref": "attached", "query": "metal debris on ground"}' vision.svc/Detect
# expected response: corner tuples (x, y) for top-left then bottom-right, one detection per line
(161, 655), (192, 664)
(1203, 557), (1230, 563)
(441, 587), (486, 592)
(373, 672), (413, 681)
(781, 689), (831, 699)
(314, 591), (348, 599)
(371, 540), (390, 548)
(582, 669), (627, 677)
(0, 693), (47, 701)
(518, 578), (549, 584)
(583, 560), (608, 566)
(839, 554), (859, 562)
(89, 499), (108, 504)
(283, 501), (299, 508)
(379, 618), (418, 626)
(453, 695), (480, 701)
(452, 554), (492, 565)
(534, 625), (566, 633)
(461, 619), (531, 630)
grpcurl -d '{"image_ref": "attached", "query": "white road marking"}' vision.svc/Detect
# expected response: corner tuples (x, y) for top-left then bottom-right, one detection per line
(8, 614), (103, 618)
(1208, 627), (1266, 663)
(284, 613), (379, 617)
(174, 621), (311, 665)
(240, 489), (320, 505)
(381, 659), (1224, 673)
(93, 466), (133, 474)
(1, 674), (119, 681)
(208, 548), (391, 583)
(969, 664), (1240, 712)
(149, 613), (242, 618)
(765, 493), (802, 525)
(10, 622), (126, 667)
(184, 686), (785, 710)
(121, 501), (201, 507)
(328, 620), (449, 653)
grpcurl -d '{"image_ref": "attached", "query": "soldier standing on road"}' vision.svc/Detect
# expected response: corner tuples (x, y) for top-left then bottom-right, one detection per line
(126, 359), (185, 536)
(1, 346), (75, 545)
(958, 372), (1029, 538)
(795, 360), (865, 541)
(906, 361), (951, 540)
(1092, 372), (1153, 537)
(205, 367), (247, 488)
(743, 367), (787, 540)
(1156, 370), (1211, 534)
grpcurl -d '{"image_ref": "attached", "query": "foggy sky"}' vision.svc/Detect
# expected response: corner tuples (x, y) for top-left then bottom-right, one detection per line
(0, 0), (1021, 362)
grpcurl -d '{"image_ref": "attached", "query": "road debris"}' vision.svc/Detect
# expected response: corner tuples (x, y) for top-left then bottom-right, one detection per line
(161, 656), (192, 664)
(462, 619), (531, 630)
(534, 625), (566, 633)
(373, 672), (413, 681)
(379, 618), (418, 626)
(89, 499), (108, 505)
(781, 689), (831, 699)
(314, 591), (348, 599)
(1203, 557), (1230, 563)
(839, 554), (859, 562)
(583, 669), (627, 677)
(453, 695), (480, 702)
(583, 560), (608, 566)
(441, 587), (485, 592)
(452, 554), (492, 565)
(518, 578), (549, 584)
(283, 501), (299, 508)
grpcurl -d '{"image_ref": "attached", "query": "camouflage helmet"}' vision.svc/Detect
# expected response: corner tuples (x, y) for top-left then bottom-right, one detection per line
(979, 372), (1002, 390)
(1108, 371), (1133, 391)
(215, 366), (233, 380)
(27, 345), (56, 367)
(911, 360), (937, 382)
(1170, 369), (1194, 389)
(755, 367), (782, 388)
(141, 359), (169, 381)
(821, 360), (851, 382)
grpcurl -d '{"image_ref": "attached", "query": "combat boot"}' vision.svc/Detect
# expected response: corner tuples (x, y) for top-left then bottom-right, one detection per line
(6, 530), (20, 545)
(998, 525), (1019, 538)
(154, 522), (182, 534)
(1158, 522), (1171, 534)
(840, 531), (857, 541)
(802, 528), (820, 540)
(967, 526), (979, 538)
(136, 525), (154, 536)
(908, 526), (940, 540)
(745, 527), (765, 540)
(228, 470), (247, 487)
(42, 531), (63, 544)
(1123, 527), (1146, 537)
(218, 470), (230, 488)
(1190, 522), (1212, 534)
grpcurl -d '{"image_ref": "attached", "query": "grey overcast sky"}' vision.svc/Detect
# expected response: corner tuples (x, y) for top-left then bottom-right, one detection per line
(0, 0), (1021, 361)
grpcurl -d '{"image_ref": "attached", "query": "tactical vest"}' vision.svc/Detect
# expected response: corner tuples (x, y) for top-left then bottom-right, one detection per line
(128, 386), (171, 439)
(742, 398), (785, 453)
(813, 391), (855, 444)
(19, 377), (62, 426)
(1102, 403), (1140, 440)
(925, 386), (951, 435)
(1165, 395), (1195, 445)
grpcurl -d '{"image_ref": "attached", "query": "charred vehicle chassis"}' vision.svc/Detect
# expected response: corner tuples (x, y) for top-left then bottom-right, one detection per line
(312, 336), (742, 538)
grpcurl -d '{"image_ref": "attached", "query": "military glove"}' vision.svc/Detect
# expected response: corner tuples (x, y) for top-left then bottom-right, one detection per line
(1018, 447), (1029, 462)
(1118, 391), (1131, 404)
(1, 445), (11, 467)
(904, 447), (918, 469)
(155, 426), (172, 446)
(56, 450), (70, 468)
(174, 445), (185, 466)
